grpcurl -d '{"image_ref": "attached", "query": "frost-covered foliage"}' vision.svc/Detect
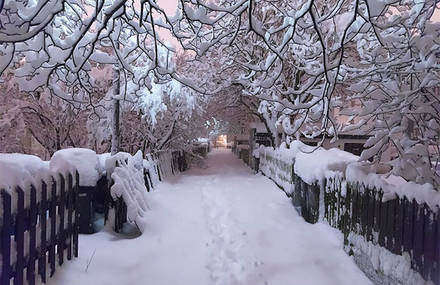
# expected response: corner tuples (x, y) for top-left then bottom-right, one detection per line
(342, 16), (440, 186)
(0, 0), (175, 102)
(0, 0), (209, 155)
(1, 0), (439, 187)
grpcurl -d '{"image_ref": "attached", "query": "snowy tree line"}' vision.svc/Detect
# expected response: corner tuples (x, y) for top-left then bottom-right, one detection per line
(0, 0), (439, 187)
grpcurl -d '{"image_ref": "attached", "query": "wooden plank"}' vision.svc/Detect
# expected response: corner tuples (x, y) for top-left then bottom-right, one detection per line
(38, 181), (47, 283)
(1, 190), (12, 285)
(73, 171), (80, 258)
(58, 175), (66, 266)
(49, 178), (57, 276)
(351, 184), (358, 234)
(412, 201), (424, 275)
(435, 211), (440, 285)
(386, 199), (395, 251)
(324, 179), (329, 222)
(67, 174), (73, 260)
(393, 198), (404, 255)
(144, 170), (151, 192)
(367, 188), (375, 242)
(337, 179), (342, 229)
(329, 181), (335, 227)
(402, 198), (414, 256)
(27, 185), (37, 285)
(378, 196), (388, 247)
(361, 187), (368, 237)
(14, 187), (25, 285)
(423, 205), (436, 282)
(146, 171), (153, 189)
(156, 165), (162, 182)
(343, 183), (352, 245)
(373, 190), (382, 242)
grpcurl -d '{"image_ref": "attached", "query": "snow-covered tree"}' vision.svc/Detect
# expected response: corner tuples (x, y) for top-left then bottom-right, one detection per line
(177, 0), (439, 186)
(341, 5), (440, 186)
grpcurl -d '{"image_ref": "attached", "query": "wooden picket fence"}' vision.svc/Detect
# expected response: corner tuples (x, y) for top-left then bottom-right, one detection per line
(324, 177), (439, 284)
(1, 172), (80, 285)
(255, 155), (439, 284)
(108, 150), (187, 233)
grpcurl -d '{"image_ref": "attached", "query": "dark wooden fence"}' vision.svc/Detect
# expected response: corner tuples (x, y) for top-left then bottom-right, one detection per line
(324, 178), (439, 284)
(255, 158), (439, 284)
(1, 172), (80, 285)
(107, 150), (187, 233)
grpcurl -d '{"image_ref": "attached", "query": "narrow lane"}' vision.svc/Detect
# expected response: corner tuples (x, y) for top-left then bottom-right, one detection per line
(48, 149), (371, 285)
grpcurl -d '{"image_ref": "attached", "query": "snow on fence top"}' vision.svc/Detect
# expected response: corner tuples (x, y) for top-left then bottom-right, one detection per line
(255, 140), (440, 211)
(104, 151), (132, 178)
(346, 162), (440, 210)
(0, 153), (50, 193)
(50, 148), (100, 187)
(287, 141), (358, 184)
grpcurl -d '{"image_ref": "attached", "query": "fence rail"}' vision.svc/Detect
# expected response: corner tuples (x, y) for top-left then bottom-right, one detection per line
(1, 172), (80, 285)
(255, 153), (439, 284)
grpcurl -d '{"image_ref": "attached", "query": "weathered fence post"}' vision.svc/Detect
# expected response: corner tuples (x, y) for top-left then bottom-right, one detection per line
(67, 173), (73, 260)
(1, 189), (12, 285)
(74, 171), (80, 258)
(39, 181), (48, 283)
(28, 185), (37, 285)
(15, 187), (25, 285)
(49, 177), (57, 276)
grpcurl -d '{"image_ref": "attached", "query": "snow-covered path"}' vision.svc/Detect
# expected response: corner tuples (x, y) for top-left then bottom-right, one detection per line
(48, 149), (372, 285)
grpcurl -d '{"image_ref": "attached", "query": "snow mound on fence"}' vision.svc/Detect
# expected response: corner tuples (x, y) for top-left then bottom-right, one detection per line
(50, 148), (100, 187)
(0, 153), (50, 193)
(293, 143), (359, 185)
(97, 153), (111, 176)
(347, 162), (440, 210)
(110, 150), (149, 231)
(105, 151), (132, 176)
(143, 154), (160, 187)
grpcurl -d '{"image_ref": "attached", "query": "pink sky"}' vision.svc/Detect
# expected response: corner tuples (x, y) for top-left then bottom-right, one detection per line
(155, 2), (440, 49)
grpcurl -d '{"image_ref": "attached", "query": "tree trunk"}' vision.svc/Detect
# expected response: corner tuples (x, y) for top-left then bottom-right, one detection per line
(111, 63), (121, 155)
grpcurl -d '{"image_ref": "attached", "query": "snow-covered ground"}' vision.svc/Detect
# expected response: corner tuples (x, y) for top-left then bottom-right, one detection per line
(46, 149), (372, 285)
